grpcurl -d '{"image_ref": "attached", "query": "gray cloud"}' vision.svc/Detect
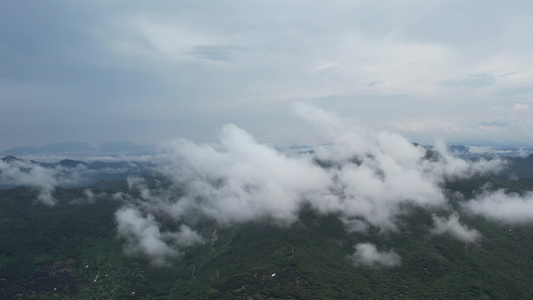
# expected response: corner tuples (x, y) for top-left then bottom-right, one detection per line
(497, 86), (533, 96)
(188, 45), (252, 62)
(440, 73), (495, 88)
(2, 1), (533, 149)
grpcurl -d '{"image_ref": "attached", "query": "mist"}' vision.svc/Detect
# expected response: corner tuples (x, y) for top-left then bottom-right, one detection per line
(431, 213), (480, 242)
(1, 104), (518, 264)
(108, 104), (505, 263)
(350, 243), (401, 268)
(0, 158), (88, 205)
(464, 190), (533, 224)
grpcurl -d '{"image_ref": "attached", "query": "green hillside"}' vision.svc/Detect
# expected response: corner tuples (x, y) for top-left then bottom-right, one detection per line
(1, 177), (533, 299)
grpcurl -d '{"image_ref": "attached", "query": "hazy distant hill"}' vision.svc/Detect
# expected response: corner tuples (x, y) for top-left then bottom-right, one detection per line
(0, 156), (153, 190)
(2, 142), (95, 155)
(444, 145), (532, 159)
(2, 141), (154, 156)
(98, 141), (153, 154)
(502, 154), (533, 179)
(1, 155), (20, 163)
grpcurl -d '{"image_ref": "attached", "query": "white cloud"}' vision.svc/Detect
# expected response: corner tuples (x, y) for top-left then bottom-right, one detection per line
(427, 142), (505, 178)
(294, 104), (501, 229)
(464, 190), (533, 223)
(156, 123), (332, 224)
(1, 104), (508, 264)
(467, 146), (513, 155)
(0, 159), (88, 205)
(350, 243), (401, 268)
(512, 103), (530, 111)
(431, 213), (480, 242)
(115, 207), (203, 266)
(104, 104), (506, 265)
(173, 224), (204, 247)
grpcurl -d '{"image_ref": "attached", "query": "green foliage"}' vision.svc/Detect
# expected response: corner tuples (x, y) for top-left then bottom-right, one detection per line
(1, 176), (533, 299)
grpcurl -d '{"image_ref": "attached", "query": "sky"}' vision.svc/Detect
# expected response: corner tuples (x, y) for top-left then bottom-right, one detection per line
(2, 0), (533, 151)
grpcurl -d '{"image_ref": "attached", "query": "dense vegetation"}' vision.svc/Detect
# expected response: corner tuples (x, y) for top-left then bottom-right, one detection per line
(1, 155), (533, 298)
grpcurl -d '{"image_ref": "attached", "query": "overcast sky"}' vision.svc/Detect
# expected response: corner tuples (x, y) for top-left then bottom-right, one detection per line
(2, 0), (533, 151)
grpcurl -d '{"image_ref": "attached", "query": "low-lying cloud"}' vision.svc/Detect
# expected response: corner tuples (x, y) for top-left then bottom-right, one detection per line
(0, 158), (87, 205)
(112, 104), (505, 263)
(115, 207), (203, 266)
(464, 190), (533, 223)
(155, 124), (332, 225)
(350, 243), (401, 267)
(2, 104), (513, 265)
(431, 213), (480, 242)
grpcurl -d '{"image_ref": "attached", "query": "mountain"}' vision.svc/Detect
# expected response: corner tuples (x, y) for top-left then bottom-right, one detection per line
(2, 141), (154, 156)
(0, 188), (531, 299)
(2, 142), (95, 155)
(1, 173), (533, 298)
(502, 154), (533, 179)
(0, 156), (152, 190)
(446, 145), (533, 159)
(2, 150), (533, 298)
(58, 159), (87, 168)
(1, 155), (20, 163)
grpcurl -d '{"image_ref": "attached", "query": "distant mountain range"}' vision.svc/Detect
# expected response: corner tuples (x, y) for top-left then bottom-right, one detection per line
(0, 155), (154, 189)
(445, 145), (533, 159)
(280, 144), (533, 159)
(2, 148), (533, 191)
(1, 141), (154, 156)
(5, 141), (532, 158)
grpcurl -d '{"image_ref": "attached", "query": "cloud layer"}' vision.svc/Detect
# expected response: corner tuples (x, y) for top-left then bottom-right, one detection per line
(111, 104), (505, 263)
(2, 1), (533, 149)
(464, 190), (533, 223)
(5, 104), (527, 266)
